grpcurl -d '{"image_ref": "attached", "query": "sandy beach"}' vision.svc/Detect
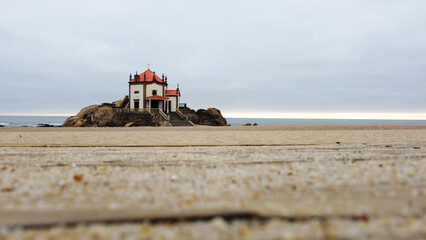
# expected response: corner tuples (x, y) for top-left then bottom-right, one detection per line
(0, 125), (425, 239)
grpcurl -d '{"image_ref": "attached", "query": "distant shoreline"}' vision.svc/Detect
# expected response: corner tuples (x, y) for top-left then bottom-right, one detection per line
(1, 124), (425, 132)
(1, 115), (425, 127)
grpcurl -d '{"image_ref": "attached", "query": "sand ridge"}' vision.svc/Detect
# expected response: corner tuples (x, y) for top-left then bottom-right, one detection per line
(0, 125), (425, 239)
(1, 125), (425, 147)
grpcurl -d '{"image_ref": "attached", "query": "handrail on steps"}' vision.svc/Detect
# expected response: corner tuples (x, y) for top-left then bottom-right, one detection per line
(158, 109), (170, 121)
(176, 109), (188, 121)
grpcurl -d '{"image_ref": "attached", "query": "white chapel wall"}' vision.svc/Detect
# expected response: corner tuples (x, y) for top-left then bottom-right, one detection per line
(146, 83), (163, 96)
(169, 96), (177, 112)
(130, 85), (144, 108)
(170, 97), (176, 112)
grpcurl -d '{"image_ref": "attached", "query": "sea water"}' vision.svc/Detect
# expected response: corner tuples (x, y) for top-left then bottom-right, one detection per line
(226, 118), (426, 126)
(0, 116), (425, 127)
(0, 116), (68, 127)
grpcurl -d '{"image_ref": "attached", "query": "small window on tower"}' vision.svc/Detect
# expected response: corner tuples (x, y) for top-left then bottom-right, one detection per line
(134, 91), (139, 94)
(152, 90), (157, 95)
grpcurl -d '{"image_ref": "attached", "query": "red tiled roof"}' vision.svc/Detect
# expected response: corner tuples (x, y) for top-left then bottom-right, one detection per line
(165, 90), (180, 95)
(130, 69), (164, 83)
(145, 95), (169, 100)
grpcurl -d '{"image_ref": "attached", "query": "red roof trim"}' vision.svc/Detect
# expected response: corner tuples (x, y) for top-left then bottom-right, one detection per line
(165, 90), (180, 95)
(130, 69), (164, 83)
(145, 95), (169, 100)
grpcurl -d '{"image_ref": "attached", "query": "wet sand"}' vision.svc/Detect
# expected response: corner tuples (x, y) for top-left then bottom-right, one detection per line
(0, 125), (425, 239)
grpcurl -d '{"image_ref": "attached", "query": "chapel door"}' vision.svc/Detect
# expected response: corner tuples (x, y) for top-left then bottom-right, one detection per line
(151, 100), (159, 108)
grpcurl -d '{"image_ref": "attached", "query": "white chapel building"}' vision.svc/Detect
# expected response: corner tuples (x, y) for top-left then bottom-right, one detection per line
(128, 68), (180, 113)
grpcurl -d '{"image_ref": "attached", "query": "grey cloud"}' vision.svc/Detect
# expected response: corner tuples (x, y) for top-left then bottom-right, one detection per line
(0, 0), (425, 114)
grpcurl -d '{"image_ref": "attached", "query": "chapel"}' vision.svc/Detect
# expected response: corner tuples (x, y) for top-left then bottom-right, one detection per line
(128, 68), (180, 113)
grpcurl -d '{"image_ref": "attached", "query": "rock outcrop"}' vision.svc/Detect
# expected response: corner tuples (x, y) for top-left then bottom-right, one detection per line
(63, 103), (227, 127)
(183, 108), (227, 126)
(112, 99), (122, 107)
(62, 104), (157, 127)
(63, 105), (115, 127)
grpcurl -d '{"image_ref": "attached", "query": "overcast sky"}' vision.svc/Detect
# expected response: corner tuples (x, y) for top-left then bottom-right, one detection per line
(0, 0), (425, 117)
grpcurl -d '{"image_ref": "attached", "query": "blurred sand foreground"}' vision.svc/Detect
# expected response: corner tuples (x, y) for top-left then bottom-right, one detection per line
(0, 125), (425, 239)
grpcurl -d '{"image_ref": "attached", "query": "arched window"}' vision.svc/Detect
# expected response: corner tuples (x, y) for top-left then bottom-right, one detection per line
(152, 90), (157, 95)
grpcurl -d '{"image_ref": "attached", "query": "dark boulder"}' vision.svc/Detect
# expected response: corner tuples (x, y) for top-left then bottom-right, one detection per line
(37, 123), (55, 127)
(180, 107), (227, 126)
(181, 109), (199, 124)
(194, 108), (227, 126)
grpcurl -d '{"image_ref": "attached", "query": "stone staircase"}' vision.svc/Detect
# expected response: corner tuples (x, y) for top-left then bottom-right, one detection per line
(168, 112), (194, 126)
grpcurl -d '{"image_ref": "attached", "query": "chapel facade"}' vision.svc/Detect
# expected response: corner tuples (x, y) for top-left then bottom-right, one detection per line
(128, 68), (180, 113)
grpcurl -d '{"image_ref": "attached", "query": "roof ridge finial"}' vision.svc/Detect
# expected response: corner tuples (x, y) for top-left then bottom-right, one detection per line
(134, 71), (139, 81)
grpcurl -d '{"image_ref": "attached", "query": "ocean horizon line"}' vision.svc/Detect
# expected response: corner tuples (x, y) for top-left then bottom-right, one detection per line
(1, 115), (426, 127)
(0, 114), (426, 121)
